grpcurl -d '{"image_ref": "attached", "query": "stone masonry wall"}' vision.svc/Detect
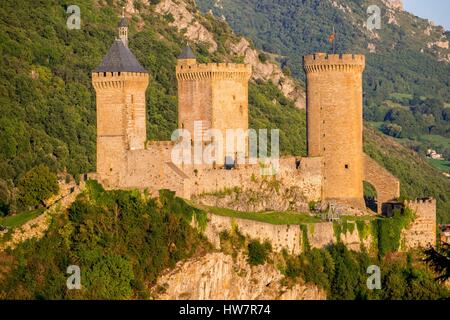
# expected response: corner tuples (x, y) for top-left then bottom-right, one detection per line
(402, 198), (437, 249)
(363, 153), (400, 213)
(187, 156), (323, 202)
(202, 213), (373, 255)
(121, 142), (190, 198)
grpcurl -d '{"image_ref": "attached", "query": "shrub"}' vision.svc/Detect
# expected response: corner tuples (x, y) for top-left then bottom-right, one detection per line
(258, 53), (268, 63)
(17, 165), (59, 209)
(300, 224), (311, 251)
(380, 123), (403, 138)
(0, 179), (12, 216)
(247, 239), (271, 266)
(84, 254), (135, 300)
(376, 208), (415, 256)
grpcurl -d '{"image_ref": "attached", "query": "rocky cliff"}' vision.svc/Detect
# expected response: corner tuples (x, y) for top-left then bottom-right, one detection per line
(152, 252), (326, 300)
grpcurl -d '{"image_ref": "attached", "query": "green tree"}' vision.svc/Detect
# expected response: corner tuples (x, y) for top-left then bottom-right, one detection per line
(258, 53), (268, 63)
(0, 179), (12, 216)
(247, 239), (271, 266)
(17, 165), (59, 209)
(85, 254), (135, 300)
(424, 243), (450, 283)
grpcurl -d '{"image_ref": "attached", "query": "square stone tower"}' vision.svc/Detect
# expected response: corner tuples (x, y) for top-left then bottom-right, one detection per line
(92, 17), (149, 187)
(303, 53), (366, 209)
(176, 47), (252, 164)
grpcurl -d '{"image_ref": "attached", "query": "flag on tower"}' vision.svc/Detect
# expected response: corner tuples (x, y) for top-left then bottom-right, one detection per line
(329, 26), (336, 53)
(329, 26), (336, 44)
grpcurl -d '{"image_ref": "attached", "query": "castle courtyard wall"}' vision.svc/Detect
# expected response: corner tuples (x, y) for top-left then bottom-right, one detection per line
(201, 213), (373, 255)
(184, 156), (323, 202)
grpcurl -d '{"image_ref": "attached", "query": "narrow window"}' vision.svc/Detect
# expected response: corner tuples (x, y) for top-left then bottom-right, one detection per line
(345, 164), (349, 169)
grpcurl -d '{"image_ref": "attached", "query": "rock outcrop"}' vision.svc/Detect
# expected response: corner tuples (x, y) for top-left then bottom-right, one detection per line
(155, 0), (218, 52)
(152, 252), (326, 300)
(383, 0), (403, 11)
(229, 38), (306, 109)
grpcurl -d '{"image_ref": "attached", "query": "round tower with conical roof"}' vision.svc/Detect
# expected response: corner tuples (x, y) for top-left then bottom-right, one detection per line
(92, 15), (149, 187)
(303, 53), (366, 209)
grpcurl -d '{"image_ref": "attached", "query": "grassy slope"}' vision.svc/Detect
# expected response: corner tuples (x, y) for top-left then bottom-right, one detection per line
(0, 208), (44, 229)
(205, 206), (320, 224)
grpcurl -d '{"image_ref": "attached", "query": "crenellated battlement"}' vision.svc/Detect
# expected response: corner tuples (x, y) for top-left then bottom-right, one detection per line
(176, 63), (252, 81)
(303, 53), (365, 73)
(404, 197), (436, 221)
(404, 197), (435, 206)
(402, 197), (437, 248)
(92, 72), (149, 90)
(92, 71), (149, 78)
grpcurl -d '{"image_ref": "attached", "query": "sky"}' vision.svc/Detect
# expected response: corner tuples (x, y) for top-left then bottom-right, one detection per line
(402, 0), (450, 30)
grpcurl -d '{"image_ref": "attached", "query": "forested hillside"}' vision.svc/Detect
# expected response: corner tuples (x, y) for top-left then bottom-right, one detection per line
(0, 0), (449, 222)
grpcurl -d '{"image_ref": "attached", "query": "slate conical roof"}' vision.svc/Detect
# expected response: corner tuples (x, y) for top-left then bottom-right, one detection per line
(94, 39), (147, 73)
(178, 46), (196, 59)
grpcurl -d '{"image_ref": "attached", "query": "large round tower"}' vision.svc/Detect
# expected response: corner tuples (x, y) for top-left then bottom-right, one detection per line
(303, 53), (366, 209)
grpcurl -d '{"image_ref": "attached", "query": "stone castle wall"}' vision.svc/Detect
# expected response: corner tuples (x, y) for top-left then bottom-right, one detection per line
(363, 153), (400, 213)
(402, 198), (437, 249)
(202, 212), (373, 255)
(94, 141), (190, 199)
(185, 156), (323, 201)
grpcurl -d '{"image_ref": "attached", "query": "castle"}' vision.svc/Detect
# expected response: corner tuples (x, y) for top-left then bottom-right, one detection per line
(90, 16), (436, 247)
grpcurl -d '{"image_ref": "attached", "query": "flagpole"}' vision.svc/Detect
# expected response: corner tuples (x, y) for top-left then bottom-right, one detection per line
(332, 26), (336, 54)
